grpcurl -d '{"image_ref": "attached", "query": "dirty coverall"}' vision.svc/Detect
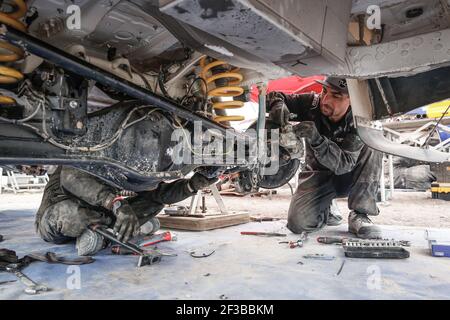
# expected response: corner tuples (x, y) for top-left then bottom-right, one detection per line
(35, 166), (195, 244)
(269, 92), (383, 234)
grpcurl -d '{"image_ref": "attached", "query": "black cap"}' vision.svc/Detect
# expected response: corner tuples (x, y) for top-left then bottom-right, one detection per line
(315, 77), (348, 95)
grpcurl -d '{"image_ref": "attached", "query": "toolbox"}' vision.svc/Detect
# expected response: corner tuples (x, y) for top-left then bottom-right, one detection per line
(426, 230), (450, 258)
(342, 239), (410, 259)
(430, 162), (450, 201)
(431, 183), (450, 201)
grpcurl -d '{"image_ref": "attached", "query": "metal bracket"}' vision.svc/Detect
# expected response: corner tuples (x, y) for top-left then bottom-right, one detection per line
(356, 117), (450, 163)
(188, 184), (228, 215)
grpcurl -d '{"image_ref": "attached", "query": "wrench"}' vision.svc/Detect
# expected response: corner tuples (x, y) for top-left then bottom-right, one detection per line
(5, 264), (49, 295)
(89, 225), (162, 267)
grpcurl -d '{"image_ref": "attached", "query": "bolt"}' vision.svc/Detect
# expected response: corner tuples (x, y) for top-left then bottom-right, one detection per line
(69, 100), (79, 109)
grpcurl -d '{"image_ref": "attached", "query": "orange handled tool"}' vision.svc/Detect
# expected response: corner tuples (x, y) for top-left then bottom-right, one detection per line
(316, 236), (345, 244)
(137, 231), (176, 247)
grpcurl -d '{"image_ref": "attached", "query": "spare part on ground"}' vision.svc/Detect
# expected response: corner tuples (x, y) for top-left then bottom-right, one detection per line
(0, 247), (93, 294)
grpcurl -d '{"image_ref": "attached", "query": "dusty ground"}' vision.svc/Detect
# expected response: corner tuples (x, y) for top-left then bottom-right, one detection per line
(0, 188), (448, 229)
(175, 188), (450, 229)
(1, 190), (450, 300)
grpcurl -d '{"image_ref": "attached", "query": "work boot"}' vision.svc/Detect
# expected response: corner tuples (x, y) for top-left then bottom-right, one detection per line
(348, 211), (382, 239)
(76, 229), (107, 256)
(139, 217), (161, 236)
(327, 200), (343, 226)
(327, 212), (343, 226)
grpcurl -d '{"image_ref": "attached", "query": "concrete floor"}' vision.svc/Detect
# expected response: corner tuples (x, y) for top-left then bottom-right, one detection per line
(199, 188), (450, 229)
(0, 191), (449, 300)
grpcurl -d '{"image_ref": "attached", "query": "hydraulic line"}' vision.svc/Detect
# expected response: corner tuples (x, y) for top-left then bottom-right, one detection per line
(199, 57), (245, 123)
(0, 0), (27, 104)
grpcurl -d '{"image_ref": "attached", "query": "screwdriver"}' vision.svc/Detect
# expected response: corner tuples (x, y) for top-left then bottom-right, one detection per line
(316, 236), (345, 244)
(135, 231), (177, 247)
(241, 231), (286, 237)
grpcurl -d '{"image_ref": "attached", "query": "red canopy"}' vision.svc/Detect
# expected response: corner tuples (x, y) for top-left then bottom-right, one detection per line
(250, 75), (325, 102)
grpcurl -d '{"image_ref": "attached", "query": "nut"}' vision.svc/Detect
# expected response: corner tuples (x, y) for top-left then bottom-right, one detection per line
(69, 100), (79, 109)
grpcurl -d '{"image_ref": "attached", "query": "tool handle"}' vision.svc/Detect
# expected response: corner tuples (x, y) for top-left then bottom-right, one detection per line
(89, 224), (143, 255)
(111, 245), (137, 255)
(317, 236), (344, 244)
(241, 232), (286, 237)
(138, 231), (173, 247)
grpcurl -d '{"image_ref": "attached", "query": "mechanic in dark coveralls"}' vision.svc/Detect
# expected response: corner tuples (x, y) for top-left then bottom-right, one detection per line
(268, 77), (383, 239)
(35, 166), (216, 255)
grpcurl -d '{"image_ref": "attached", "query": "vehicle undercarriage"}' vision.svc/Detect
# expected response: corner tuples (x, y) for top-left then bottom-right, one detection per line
(0, 0), (449, 191)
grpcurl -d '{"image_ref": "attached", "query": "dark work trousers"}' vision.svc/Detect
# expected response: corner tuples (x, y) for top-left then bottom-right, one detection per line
(287, 145), (382, 234)
(37, 196), (164, 244)
(36, 166), (194, 244)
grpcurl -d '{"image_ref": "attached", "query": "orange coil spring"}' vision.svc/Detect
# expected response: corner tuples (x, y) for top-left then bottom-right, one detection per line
(0, 0), (27, 105)
(200, 57), (245, 123)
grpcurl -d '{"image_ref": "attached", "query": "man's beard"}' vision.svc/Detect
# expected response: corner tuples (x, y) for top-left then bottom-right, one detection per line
(320, 104), (334, 117)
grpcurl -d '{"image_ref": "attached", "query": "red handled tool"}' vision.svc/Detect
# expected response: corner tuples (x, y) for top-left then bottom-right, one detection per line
(137, 231), (176, 247)
(316, 236), (345, 244)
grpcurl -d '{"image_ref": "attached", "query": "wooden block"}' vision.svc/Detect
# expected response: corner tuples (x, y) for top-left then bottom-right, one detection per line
(157, 212), (250, 231)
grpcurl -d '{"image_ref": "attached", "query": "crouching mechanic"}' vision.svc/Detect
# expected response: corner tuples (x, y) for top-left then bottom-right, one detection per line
(268, 77), (383, 239)
(35, 166), (216, 255)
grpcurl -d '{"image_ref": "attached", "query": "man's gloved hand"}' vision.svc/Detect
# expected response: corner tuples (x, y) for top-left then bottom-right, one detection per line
(293, 121), (324, 146)
(269, 102), (291, 126)
(188, 172), (219, 193)
(112, 199), (139, 242)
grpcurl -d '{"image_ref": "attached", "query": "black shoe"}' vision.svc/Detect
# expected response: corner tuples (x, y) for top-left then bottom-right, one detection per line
(327, 200), (343, 226)
(348, 211), (382, 239)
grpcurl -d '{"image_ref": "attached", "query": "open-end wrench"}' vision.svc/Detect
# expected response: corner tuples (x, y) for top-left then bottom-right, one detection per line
(5, 264), (48, 295)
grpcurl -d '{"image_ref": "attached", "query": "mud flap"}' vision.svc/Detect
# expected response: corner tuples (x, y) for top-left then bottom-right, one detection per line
(356, 118), (450, 163)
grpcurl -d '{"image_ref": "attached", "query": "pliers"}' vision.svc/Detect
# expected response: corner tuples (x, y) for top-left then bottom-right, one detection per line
(279, 239), (304, 248)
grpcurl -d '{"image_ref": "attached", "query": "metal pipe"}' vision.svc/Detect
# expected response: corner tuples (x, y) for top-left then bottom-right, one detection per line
(166, 53), (205, 85)
(257, 84), (267, 162)
(380, 154), (386, 203)
(388, 154), (394, 199)
(89, 225), (143, 256)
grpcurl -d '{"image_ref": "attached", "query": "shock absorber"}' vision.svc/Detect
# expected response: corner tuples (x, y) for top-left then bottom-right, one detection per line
(199, 57), (245, 124)
(0, 0), (27, 105)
